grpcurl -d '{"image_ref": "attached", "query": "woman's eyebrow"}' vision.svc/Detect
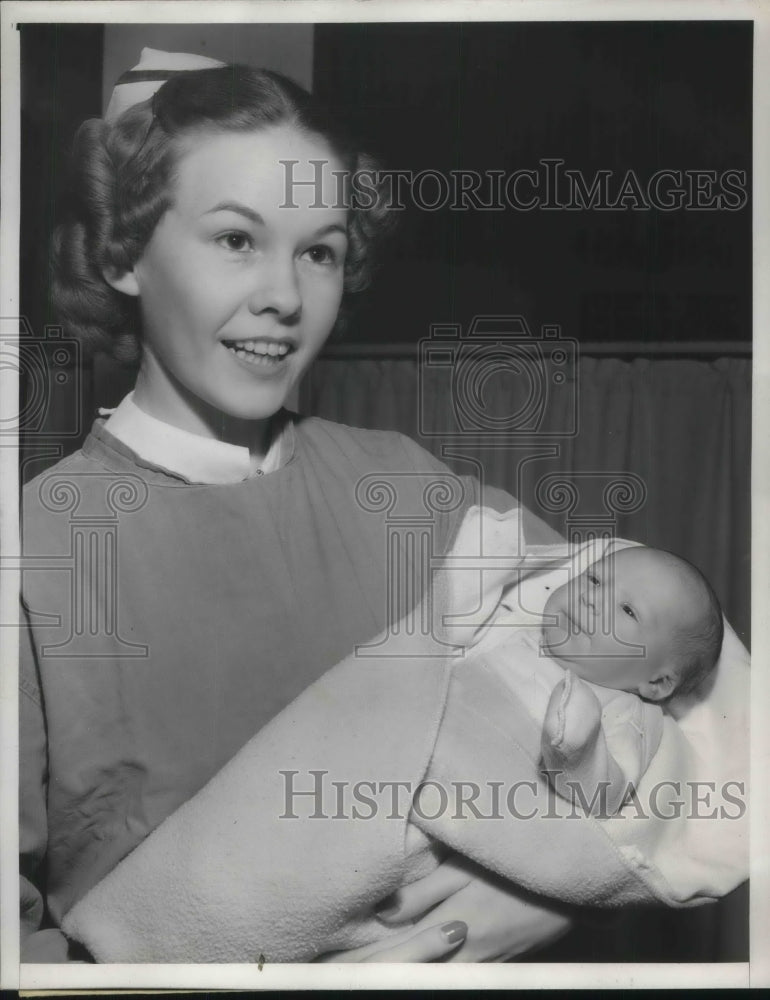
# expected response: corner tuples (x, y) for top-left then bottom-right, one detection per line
(200, 204), (347, 241)
(312, 223), (348, 240)
(203, 201), (264, 224)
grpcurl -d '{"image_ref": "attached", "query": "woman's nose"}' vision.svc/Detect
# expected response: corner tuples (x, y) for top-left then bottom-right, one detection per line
(247, 255), (302, 320)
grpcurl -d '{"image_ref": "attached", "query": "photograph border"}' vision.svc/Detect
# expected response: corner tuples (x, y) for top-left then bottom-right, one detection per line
(1, 0), (767, 990)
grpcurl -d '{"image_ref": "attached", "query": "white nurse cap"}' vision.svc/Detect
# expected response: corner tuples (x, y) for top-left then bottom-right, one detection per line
(104, 47), (227, 122)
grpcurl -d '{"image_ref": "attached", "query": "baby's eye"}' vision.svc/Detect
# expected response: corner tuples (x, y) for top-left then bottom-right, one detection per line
(302, 244), (338, 266)
(621, 603), (637, 620)
(216, 232), (254, 253)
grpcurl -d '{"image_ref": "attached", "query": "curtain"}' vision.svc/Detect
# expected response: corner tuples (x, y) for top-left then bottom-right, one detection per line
(304, 356), (750, 648)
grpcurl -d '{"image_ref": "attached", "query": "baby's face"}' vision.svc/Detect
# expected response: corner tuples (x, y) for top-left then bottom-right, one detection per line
(541, 547), (700, 699)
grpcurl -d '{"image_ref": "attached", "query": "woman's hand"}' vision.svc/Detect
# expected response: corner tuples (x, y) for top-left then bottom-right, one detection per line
(316, 919), (469, 963)
(322, 855), (573, 962)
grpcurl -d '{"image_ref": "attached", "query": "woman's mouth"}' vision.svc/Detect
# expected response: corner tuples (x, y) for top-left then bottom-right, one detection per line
(222, 338), (296, 369)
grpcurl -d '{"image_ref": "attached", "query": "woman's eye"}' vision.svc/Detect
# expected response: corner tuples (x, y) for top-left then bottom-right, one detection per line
(217, 232), (254, 253)
(303, 244), (338, 266)
(621, 603), (637, 620)
(588, 574), (600, 586)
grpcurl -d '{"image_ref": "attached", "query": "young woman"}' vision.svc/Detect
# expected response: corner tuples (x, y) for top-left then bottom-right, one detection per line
(20, 51), (569, 963)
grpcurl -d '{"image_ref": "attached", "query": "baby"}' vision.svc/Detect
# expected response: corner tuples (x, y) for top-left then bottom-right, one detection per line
(484, 544), (724, 816)
(61, 538), (736, 963)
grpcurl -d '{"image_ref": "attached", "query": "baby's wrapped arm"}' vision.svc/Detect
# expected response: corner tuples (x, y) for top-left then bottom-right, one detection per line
(541, 671), (646, 817)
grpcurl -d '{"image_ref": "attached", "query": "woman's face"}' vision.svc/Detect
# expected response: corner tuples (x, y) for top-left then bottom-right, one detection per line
(113, 124), (348, 436)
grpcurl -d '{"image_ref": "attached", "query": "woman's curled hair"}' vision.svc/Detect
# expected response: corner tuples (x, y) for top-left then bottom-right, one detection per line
(51, 66), (395, 363)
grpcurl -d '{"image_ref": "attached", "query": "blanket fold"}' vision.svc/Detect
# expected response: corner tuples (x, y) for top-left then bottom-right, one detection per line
(64, 626), (453, 962)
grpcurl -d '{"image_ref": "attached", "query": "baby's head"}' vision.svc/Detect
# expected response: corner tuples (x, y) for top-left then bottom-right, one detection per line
(541, 546), (723, 702)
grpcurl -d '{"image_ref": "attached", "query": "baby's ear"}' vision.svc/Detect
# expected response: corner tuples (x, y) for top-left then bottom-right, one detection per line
(102, 264), (140, 297)
(637, 670), (677, 702)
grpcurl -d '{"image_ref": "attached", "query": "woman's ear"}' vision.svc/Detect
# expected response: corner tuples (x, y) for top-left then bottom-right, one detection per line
(637, 670), (677, 702)
(102, 264), (140, 297)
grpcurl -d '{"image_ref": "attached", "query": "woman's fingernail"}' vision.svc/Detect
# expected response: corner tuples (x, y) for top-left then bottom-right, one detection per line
(441, 920), (468, 945)
(375, 895), (400, 921)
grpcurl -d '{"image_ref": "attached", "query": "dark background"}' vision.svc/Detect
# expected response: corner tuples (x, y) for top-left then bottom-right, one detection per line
(20, 22), (752, 356)
(314, 21), (752, 348)
(18, 19), (750, 964)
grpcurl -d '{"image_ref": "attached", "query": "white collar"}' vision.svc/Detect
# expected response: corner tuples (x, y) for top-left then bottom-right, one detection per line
(100, 392), (283, 484)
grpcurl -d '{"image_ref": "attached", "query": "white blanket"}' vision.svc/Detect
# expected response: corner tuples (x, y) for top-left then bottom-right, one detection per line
(62, 523), (749, 962)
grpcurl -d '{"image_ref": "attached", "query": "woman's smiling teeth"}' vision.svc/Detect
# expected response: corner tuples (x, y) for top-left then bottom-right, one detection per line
(223, 339), (294, 366)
